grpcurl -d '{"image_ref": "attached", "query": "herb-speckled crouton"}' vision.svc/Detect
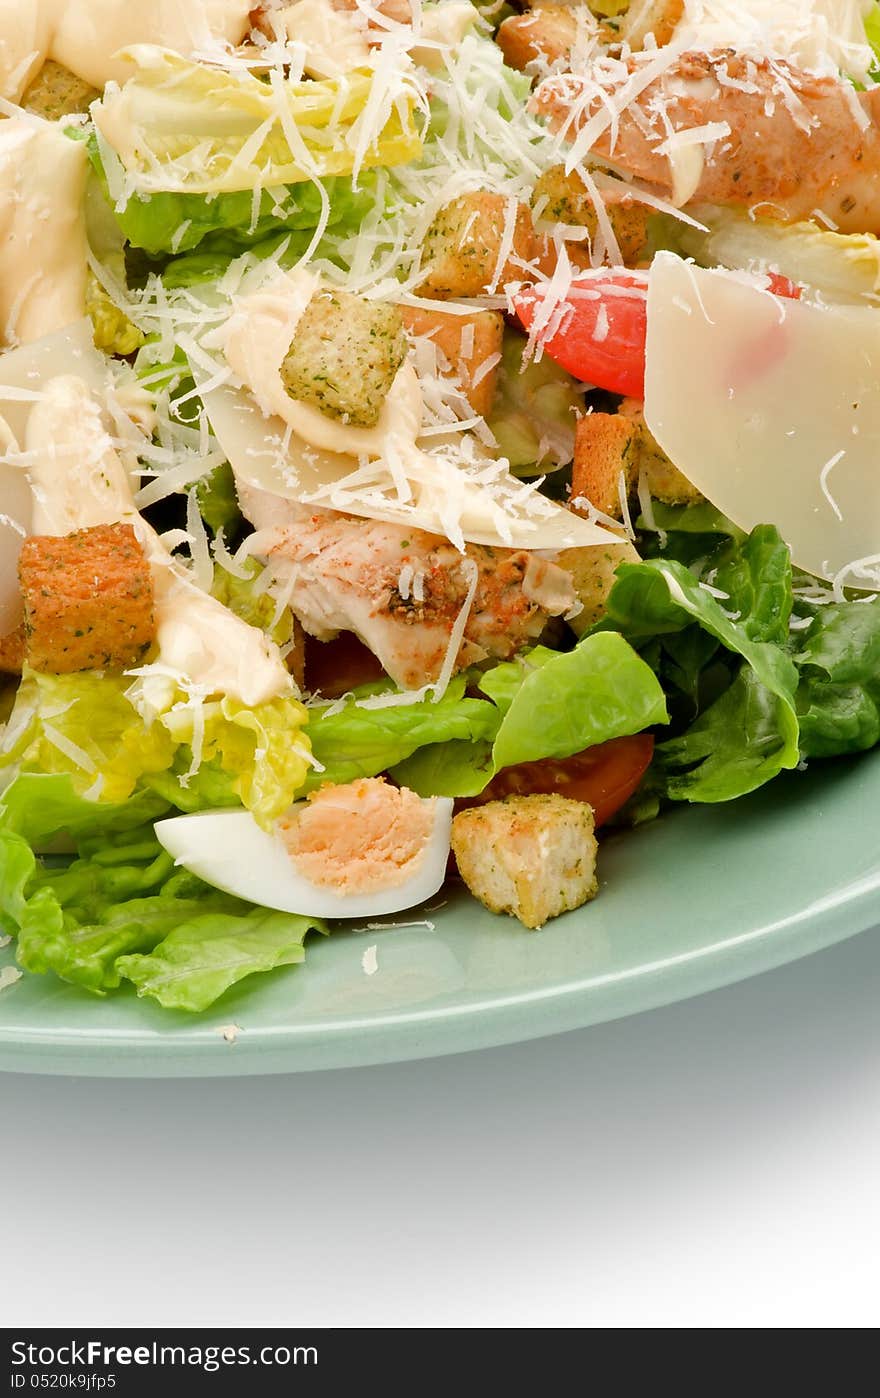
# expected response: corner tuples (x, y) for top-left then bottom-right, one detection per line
(571, 406), (703, 520)
(557, 539), (641, 636)
(0, 623), (24, 675)
(496, 7), (579, 71)
(19, 523), (155, 674)
(618, 398), (704, 506)
(417, 193), (536, 299)
(401, 304), (504, 417)
(281, 289), (407, 428)
(532, 165), (651, 268)
(451, 794), (599, 930)
(22, 60), (98, 119)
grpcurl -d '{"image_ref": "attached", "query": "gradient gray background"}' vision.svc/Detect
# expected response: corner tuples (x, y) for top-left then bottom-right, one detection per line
(3, 927), (880, 1328)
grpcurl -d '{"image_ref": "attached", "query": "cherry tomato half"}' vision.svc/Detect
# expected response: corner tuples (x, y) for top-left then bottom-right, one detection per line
(512, 269), (802, 400)
(457, 733), (655, 829)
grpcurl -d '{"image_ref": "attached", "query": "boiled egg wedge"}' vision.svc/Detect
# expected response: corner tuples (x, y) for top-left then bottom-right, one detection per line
(154, 779), (453, 920)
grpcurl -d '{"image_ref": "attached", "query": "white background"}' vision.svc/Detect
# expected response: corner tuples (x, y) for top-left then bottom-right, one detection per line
(3, 927), (880, 1329)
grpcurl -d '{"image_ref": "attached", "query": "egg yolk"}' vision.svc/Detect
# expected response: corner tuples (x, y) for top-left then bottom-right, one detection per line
(277, 778), (435, 893)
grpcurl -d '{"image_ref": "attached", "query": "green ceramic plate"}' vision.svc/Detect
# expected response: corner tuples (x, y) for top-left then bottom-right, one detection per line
(1, 751), (878, 1076)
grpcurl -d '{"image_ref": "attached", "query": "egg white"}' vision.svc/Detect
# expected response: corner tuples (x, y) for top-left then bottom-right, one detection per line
(154, 798), (454, 919)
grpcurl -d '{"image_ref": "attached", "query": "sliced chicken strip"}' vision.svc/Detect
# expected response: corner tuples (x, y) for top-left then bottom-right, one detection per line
(238, 483), (576, 691)
(532, 51), (880, 234)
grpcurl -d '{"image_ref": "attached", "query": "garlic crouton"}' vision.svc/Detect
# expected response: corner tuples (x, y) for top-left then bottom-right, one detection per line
(532, 165), (651, 269)
(417, 193), (536, 299)
(497, 7), (578, 72)
(0, 623), (24, 675)
(281, 289), (407, 428)
(452, 794), (598, 930)
(19, 523), (155, 674)
(401, 304), (504, 417)
(618, 398), (704, 507)
(557, 539), (641, 636)
(571, 411), (640, 519)
(571, 407), (703, 520)
(22, 60), (98, 119)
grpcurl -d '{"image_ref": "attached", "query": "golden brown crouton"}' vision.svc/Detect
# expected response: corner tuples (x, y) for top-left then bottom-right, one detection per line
(452, 794), (599, 930)
(281, 289), (407, 428)
(571, 411), (639, 519)
(571, 406), (704, 520)
(401, 305), (504, 417)
(19, 523), (155, 675)
(496, 7), (578, 71)
(0, 623), (25, 675)
(619, 398), (704, 506)
(532, 165), (652, 269)
(620, 0), (684, 49)
(22, 60), (98, 119)
(417, 193), (536, 299)
(557, 539), (641, 636)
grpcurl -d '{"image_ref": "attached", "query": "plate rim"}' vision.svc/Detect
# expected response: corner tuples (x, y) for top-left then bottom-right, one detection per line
(0, 874), (876, 1077)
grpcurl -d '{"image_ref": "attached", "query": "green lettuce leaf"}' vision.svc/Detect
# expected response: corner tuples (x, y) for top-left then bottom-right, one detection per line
(117, 909), (322, 1013)
(196, 462), (242, 537)
(0, 772), (169, 848)
(0, 665), (309, 826)
(673, 205), (880, 305)
(658, 666), (800, 802)
(0, 822), (325, 1009)
(305, 676), (498, 792)
(393, 633), (667, 797)
(93, 49), (421, 198)
(598, 548), (800, 800)
(0, 670), (176, 804)
(485, 633), (668, 769)
(157, 692), (311, 826)
(795, 597), (880, 757)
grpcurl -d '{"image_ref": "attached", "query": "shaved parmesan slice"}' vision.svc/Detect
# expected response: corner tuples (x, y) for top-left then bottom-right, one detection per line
(644, 252), (880, 585)
(200, 370), (614, 552)
(206, 269), (616, 553)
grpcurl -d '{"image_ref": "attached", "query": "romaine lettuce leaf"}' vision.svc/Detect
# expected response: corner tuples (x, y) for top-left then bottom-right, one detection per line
(156, 693), (311, 827)
(0, 670), (176, 804)
(93, 48), (421, 197)
(393, 634), (667, 796)
(0, 772), (169, 848)
(304, 676), (498, 792)
(0, 822), (324, 1010)
(0, 666), (309, 826)
(117, 909), (322, 1013)
(597, 539), (801, 800)
(795, 597), (880, 757)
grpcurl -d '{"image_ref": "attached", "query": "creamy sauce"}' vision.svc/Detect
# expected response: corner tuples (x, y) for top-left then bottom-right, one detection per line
(205, 269), (617, 552)
(220, 268), (425, 459)
(24, 374), (292, 705)
(276, 0), (370, 78)
(0, 119), (88, 347)
(0, 0), (252, 100)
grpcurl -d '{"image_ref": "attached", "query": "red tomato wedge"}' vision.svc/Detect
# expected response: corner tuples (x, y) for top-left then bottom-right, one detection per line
(456, 734), (654, 829)
(513, 271), (649, 398)
(512, 269), (802, 400)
